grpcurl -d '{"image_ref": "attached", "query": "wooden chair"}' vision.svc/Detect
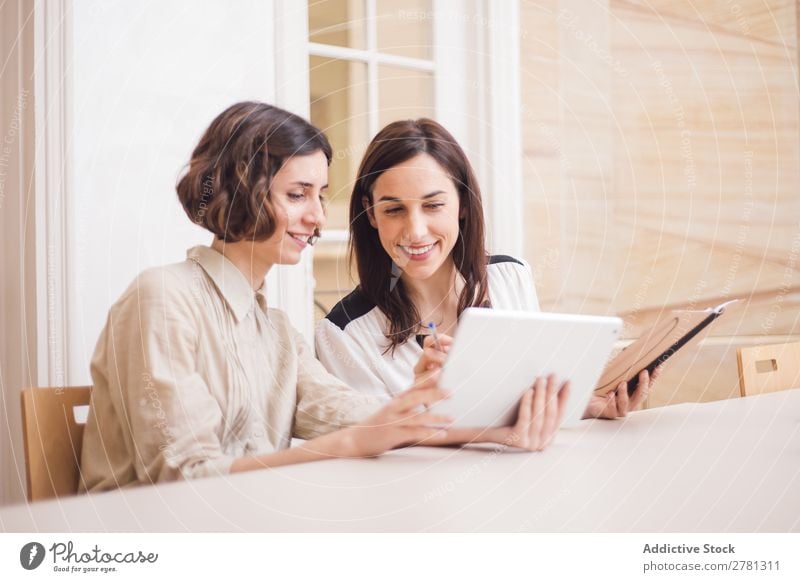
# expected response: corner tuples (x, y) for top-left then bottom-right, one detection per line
(736, 342), (800, 397)
(20, 386), (92, 501)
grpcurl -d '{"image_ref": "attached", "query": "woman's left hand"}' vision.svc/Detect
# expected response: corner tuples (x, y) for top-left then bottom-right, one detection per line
(583, 366), (663, 419)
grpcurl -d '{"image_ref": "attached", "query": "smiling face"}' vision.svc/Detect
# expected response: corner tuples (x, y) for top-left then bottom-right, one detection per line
(258, 150), (328, 265)
(366, 153), (462, 282)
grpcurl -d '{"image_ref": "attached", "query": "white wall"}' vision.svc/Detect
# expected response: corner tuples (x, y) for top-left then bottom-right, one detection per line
(67, 0), (276, 384)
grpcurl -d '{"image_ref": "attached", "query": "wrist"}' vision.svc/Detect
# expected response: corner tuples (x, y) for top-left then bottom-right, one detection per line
(309, 427), (358, 459)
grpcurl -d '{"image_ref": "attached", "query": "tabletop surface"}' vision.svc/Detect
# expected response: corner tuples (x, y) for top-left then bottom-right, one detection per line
(2, 389), (798, 532)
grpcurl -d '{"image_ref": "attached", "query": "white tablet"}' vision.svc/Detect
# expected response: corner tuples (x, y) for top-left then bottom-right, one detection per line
(431, 308), (622, 429)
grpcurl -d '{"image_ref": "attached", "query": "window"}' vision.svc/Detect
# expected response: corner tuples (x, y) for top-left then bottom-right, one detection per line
(308, 0), (436, 318)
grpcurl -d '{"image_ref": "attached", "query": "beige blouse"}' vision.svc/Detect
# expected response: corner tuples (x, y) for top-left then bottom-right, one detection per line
(80, 246), (382, 492)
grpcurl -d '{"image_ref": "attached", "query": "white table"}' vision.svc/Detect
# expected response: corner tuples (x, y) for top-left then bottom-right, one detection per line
(2, 390), (798, 532)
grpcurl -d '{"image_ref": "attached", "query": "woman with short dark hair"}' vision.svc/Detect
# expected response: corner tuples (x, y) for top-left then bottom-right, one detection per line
(80, 103), (456, 492)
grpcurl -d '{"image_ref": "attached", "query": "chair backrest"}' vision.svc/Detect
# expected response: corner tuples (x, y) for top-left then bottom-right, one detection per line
(736, 342), (800, 397)
(20, 386), (92, 502)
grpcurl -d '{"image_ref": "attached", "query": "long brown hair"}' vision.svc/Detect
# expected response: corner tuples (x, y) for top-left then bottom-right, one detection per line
(176, 101), (332, 242)
(349, 118), (489, 351)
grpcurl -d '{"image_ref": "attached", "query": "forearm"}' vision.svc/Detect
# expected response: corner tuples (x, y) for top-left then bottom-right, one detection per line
(230, 430), (350, 473)
(419, 427), (496, 447)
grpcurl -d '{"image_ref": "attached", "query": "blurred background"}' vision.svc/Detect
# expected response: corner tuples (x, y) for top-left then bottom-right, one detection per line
(1, 0), (798, 505)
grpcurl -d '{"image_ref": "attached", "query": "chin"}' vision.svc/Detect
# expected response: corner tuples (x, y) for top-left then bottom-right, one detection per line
(273, 249), (303, 265)
(402, 263), (439, 281)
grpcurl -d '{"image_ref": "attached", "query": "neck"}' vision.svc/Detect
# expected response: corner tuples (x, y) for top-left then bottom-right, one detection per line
(211, 238), (272, 291)
(402, 259), (463, 322)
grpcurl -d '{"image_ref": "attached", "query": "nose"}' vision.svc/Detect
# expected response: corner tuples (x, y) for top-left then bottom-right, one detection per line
(403, 207), (427, 241)
(303, 193), (326, 230)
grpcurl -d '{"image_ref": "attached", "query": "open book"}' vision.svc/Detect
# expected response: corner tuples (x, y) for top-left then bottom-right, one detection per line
(595, 299), (740, 396)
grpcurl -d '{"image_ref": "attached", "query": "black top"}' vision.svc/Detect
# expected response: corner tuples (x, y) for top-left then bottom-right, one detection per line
(324, 254), (524, 331)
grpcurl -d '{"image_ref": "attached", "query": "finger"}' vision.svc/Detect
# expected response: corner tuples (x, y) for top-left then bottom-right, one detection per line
(555, 381), (570, 427)
(437, 333), (454, 353)
(628, 369), (651, 410)
(538, 376), (559, 450)
(528, 376), (548, 450)
(391, 386), (449, 413)
(513, 387), (534, 448)
(413, 347), (447, 375)
(652, 364), (664, 381)
(396, 410), (453, 428)
(411, 368), (441, 390)
(597, 393), (617, 419)
(616, 378), (631, 417)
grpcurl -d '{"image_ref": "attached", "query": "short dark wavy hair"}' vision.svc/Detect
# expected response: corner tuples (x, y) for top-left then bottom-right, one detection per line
(176, 101), (332, 242)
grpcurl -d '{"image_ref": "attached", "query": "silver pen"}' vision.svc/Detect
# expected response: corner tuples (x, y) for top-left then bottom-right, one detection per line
(427, 321), (444, 352)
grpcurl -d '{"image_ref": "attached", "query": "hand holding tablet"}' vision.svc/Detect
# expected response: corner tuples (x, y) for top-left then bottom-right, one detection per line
(428, 308), (623, 430)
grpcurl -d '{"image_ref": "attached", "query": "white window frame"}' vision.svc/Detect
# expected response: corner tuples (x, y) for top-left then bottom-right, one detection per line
(307, 0), (439, 274)
(18, 0), (525, 374)
(304, 0), (525, 324)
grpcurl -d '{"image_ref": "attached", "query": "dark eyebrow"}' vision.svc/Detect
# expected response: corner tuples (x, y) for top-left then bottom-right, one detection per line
(376, 190), (446, 202)
(290, 181), (329, 190)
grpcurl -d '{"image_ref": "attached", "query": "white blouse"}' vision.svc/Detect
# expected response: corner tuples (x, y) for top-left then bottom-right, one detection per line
(315, 256), (540, 399)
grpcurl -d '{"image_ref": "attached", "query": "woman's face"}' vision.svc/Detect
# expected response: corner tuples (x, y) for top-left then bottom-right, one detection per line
(260, 150), (328, 265)
(366, 153), (462, 282)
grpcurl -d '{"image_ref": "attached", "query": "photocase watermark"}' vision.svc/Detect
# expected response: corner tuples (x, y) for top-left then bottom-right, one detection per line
(19, 540), (159, 574)
(48, 243), (65, 387)
(532, 121), (572, 172)
(622, 274), (656, 337)
(19, 540), (158, 574)
(529, 246), (561, 284)
(517, 486), (572, 530)
(141, 371), (177, 461)
(0, 88), (30, 210)
(19, 542), (46, 570)
(726, 1), (752, 37)
(652, 61), (696, 195)
(396, 9), (529, 39)
(720, 150), (754, 298)
(557, 9), (629, 78)
(194, 174), (214, 224)
(423, 433), (520, 502)
(760, 222), (800, 334)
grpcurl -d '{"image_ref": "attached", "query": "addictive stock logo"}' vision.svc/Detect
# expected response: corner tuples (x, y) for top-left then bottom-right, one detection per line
(19, 542), (46, 570)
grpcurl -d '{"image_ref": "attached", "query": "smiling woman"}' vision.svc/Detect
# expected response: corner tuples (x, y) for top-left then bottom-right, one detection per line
(78, 102), (465, 492)
(315, 118), (658, 425)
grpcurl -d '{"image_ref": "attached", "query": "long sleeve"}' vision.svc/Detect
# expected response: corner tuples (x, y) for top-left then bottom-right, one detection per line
(81, 269), (235, 491)
(314, 318), (388, 394)
(293, 326), (383, 440)
(489, 258), (541, 312)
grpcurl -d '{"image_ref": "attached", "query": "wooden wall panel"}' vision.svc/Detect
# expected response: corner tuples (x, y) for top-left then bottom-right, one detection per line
(521, 0), (800, 404)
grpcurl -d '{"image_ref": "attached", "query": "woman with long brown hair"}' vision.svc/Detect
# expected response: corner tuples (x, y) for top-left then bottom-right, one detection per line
(316, 118), (656, 425)
(80, 103), (471, 492)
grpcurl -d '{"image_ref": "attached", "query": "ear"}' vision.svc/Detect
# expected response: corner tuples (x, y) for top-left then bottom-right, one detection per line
(363, 196), (378, 229)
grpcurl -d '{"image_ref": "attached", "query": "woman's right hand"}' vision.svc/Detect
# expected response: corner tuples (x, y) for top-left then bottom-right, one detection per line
(478, 375), (570, 451)
(412, 333), (453, 388)
(333, 372), (454, 458)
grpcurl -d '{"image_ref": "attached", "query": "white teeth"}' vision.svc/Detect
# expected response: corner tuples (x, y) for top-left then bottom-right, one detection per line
(401, 243), (435, 255)
(290, 234), (309, 243)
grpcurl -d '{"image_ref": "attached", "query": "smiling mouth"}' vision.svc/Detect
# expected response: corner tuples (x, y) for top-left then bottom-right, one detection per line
(289, 233), (314, 246)
(399, 242), (437, 256)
